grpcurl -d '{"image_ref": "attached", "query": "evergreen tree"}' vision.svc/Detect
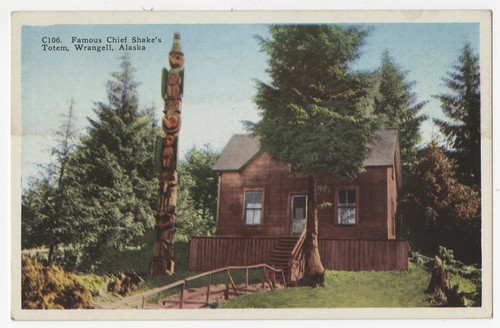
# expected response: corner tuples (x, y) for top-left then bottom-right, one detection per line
(374, 51), (427, 168)
(22, 100), (79, 263)
(64, 54), (161, 270)
(403, 141), (480, 263)
(434, 43), (481, 187)
(252, 25), (381, 286)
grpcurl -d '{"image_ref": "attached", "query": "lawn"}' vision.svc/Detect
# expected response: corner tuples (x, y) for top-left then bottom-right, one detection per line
(218, 266), (431, 308)
(39, 239), (478, 309)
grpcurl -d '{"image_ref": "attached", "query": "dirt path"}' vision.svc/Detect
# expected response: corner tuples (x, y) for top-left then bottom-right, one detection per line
(145, 283), (282, 309)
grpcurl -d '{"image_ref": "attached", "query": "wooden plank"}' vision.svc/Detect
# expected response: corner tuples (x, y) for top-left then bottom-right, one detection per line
(201, 238), (206, 271)
(364, 241), (368, 271)
(191, 238), (197, 271)
(188, 238), (195, 270)
(196, 238), (202, 271)
(354, 241), (359, 271)
(339, 240), (345, 270)
(243, 238), (249, 264)
(377, 241), (383, 271)
(215, 238), (220, 269)
(385, 241), (391, 271)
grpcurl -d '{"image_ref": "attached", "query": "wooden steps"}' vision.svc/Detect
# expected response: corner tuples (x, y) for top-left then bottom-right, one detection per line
(268, 237), (299, 283)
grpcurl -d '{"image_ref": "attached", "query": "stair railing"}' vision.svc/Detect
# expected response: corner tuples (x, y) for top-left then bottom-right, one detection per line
(288, 229), (306, 283)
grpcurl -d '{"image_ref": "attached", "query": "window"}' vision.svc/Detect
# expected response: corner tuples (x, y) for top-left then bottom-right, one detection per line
(245, 191), (263, 225)
(337, 188), (357, 225)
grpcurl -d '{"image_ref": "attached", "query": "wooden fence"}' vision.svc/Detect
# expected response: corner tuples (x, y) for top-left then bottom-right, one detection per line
(189, 237), (280, 271)
(189, 237), (408, 272)
(107, 264), (286, 309)
(318, 239), (408, 271)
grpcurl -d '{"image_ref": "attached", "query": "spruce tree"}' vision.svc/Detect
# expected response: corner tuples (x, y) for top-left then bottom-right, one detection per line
(434, 43), (481, 187)
(22, 99), (79, 264)
(64, 54), (161, 270)
(374, 51), (427, 168)
(252, 25), (381, 286)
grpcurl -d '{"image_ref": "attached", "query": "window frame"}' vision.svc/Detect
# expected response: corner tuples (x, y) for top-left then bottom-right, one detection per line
(243, 189), (264, 225)
(334, 186), (359, 226)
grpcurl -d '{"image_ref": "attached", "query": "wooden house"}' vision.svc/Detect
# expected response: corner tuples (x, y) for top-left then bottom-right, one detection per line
(188, 128), (408, 279)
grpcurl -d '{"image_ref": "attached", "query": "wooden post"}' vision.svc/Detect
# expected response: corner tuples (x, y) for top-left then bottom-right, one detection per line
(152, 32), (185, 276)
(281, 270), (287, 288)
(224, 269), (230, 300)
(179, 282), (185, 309)
(206, 273), (212, 305)
(227, 271), (240, 297)
(261, 267), (265, 288)
(245, 267), (249, 288)
(141, 296), (145, 309)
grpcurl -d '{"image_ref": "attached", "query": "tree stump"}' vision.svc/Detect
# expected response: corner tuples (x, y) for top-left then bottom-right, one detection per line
(299, 271), (325, 288)
(110, 273), (132, 296)
(426, 265), (449, 294)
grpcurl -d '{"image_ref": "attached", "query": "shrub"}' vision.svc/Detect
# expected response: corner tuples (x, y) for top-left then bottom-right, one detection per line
(21, 256), (94, 309)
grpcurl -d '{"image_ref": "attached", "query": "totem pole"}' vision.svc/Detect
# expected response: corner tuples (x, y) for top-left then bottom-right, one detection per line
(152, 33), (184, 276)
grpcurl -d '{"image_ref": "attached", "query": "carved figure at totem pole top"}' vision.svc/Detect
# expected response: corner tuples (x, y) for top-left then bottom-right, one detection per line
(152, 33), (184, 276)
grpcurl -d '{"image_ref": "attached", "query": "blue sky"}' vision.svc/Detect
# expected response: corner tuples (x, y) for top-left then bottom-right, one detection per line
(20, 23), (480, 187)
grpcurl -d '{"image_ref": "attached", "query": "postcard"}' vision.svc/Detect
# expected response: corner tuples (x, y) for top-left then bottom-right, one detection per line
(11, 10), (492, 320)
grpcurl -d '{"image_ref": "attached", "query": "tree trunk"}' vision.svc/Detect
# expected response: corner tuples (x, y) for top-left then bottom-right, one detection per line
(299, 175), (325, 287)
(48, 244), (55, 264)
(426, 265), (449, 294)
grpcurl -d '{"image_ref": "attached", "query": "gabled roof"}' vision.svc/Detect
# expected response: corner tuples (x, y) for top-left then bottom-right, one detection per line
(212, 134), (262, 171)
(365, 127), (399, 167)
(213, 128), (401, 173)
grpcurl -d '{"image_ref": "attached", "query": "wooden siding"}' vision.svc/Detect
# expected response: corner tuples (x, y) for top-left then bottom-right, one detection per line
(216, 153), (308, 237)
(216, 152), (396, 240)
(189, 237), (408, 271)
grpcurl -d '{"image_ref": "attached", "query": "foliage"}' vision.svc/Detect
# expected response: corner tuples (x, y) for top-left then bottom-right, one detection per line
(22, 54), (220, 274)
(21, 100), (80, 263)
(251, 25), (382, 286)
(21, 256), (94, 309)
(175, 145), (219, 240)
(402, 142), (480, 263)
(433, 43), (481, 188)
(424, 246), (481, 307)
(57, 53), (161, 271)
(253, 25), (381, 179)
(374, 51), (427, 169)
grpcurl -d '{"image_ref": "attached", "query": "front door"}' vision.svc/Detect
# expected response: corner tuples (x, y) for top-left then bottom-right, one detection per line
(291, 195), (307, 235)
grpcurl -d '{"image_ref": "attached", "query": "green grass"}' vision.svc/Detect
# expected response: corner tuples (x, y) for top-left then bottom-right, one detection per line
(55, 240), (480, 309)
(218, 266), (431, 308)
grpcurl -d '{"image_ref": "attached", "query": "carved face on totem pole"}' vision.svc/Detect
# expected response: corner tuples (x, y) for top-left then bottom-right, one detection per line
(169, 33), (184, 69)
(169, 52), (184, 69)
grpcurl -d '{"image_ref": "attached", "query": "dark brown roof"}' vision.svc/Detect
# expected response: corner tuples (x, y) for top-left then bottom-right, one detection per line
(364, 128), (399, 167)
(212, 134), (262, 171)
(214, 128), (400, 171)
